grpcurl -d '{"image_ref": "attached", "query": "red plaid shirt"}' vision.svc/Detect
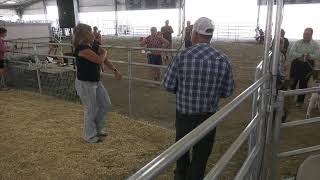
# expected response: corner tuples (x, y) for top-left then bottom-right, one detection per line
(145, 33), (164, 55)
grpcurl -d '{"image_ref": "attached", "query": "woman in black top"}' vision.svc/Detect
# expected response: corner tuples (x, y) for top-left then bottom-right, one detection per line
(73, 23), (122, 143)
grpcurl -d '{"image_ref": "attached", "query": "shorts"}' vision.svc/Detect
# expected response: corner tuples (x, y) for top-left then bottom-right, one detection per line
(147, 54), (162, 65)
(0, 59), (8, 69)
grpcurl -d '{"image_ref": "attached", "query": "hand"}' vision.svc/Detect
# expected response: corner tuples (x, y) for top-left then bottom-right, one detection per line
(114, 71), (122, 80)
(302, 53), (310, 62)
(100, 71), (104, 80)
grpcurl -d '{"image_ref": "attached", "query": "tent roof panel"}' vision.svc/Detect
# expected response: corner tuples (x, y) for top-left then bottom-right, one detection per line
(259, 0), (320, 5)
(0, 0), (181, 11)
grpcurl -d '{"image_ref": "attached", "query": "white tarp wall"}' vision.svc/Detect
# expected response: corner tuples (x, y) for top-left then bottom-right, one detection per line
(5, 23), (51, 39)
(259, 0), (320, 5)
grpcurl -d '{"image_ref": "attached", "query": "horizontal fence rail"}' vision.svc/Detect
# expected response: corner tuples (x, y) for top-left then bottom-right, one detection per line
(6, 41), (180, 53)
(278, 145), (320, 158)
(282, 87), (320, 96)
(281, 117), (320, 128)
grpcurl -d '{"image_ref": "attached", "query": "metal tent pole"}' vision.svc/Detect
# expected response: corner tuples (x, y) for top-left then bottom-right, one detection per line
(42, 0), (48, 21)
(257, 0), (262, 28)
(114, 0), (119, 36)
(178, 0), (182, 37)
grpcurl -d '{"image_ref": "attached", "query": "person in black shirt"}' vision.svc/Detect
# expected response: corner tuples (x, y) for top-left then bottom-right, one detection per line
(73, 23), (122, 143)
(281, 29), (290, 59)
(161, 20), (174, 63)
(184, 21), (193, 48)
(161, 20), (174, 46)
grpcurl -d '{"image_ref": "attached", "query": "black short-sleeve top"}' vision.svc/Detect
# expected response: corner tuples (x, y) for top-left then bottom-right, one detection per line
(75, 43), (100, 82)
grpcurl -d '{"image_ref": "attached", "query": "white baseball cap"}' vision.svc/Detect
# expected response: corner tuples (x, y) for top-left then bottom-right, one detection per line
(193, 17), (215, 35)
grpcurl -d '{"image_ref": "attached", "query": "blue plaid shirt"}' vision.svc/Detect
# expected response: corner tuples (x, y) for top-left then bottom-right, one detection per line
(162, 43), (234, 114)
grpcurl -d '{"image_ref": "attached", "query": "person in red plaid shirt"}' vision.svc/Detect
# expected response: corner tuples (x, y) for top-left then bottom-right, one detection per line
(140, 27), (169, 82)
(0, 27), (11, 90)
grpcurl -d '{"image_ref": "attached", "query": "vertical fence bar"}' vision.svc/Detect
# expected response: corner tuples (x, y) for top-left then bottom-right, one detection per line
(247, 63), (262, 180)
(260, 0), (274, 179)
(270, 92), (284, 180)
(32, 44), (42, 94)
(250, 65), (261, 150)
(128, 48), (132, 117)
(216, 25), (219, 41)
(268, 0), (284, 179)
(227, 24), (230, 40)
(265, 0), (284, 178)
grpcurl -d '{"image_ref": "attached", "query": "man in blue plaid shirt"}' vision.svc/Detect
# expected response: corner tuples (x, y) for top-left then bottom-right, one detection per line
(162, 17), (234, 180)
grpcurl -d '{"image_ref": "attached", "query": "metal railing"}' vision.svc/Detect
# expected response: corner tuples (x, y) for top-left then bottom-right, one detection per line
(5, 40), (179, 117)
(270, 87), (320, 180)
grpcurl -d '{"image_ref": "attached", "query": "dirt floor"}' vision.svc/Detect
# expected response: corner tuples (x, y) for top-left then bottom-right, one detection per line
(0, 90), (174, 180)
(1, 38), (320, 180)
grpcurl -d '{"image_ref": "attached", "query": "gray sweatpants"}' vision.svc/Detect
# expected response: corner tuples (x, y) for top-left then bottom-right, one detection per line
(75, 79), (111, 142)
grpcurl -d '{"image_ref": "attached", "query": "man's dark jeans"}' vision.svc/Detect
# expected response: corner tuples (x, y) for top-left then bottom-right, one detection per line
(290, 58), (314, 103)
(174, 111), (216, 180)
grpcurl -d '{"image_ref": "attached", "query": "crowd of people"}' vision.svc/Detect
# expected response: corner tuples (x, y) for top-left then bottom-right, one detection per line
(1, 16), (320, 179)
